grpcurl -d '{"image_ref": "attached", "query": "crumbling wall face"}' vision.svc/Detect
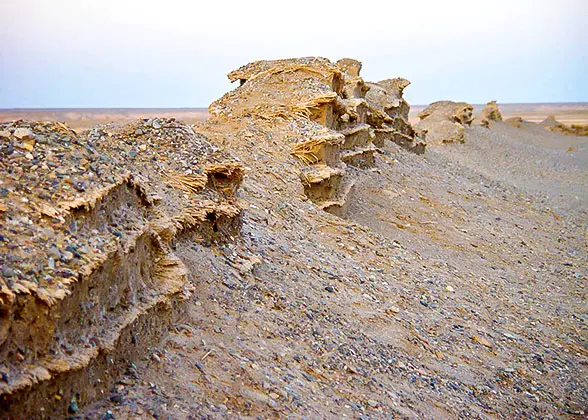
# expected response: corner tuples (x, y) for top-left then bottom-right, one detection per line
(363, 78), (426, 154)
(212, 57), (355, 215)
(214, 57), (427, 216)
(0, 119), (243, 417)
(414, 101), (474, 145)
(334, 58), (378, 171)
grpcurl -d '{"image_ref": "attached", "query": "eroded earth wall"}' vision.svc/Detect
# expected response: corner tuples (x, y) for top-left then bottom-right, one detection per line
(0, 57), (423, 417)
(0, 119), (243, 417)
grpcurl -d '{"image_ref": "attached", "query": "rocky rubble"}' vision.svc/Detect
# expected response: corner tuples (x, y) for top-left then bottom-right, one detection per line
(414, 100), (474, 145)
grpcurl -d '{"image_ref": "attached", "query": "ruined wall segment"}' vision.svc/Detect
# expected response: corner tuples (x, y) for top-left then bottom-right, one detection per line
(363, 76), (425, 154)
(1, 56), (427, 416)
(0, 119), (243, 417)
(540, 116), (588, 137)
(414, 100), (474, 145)
(477, 100), (503, 128)
(213, 57), (426, 214)
(212, 57), (355, 215)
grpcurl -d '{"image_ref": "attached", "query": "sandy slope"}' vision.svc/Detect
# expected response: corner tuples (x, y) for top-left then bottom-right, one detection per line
(79, 121), (587, 419)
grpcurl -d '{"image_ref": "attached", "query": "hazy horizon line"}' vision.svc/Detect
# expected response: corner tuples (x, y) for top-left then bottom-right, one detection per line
(2, 101), (587, 112)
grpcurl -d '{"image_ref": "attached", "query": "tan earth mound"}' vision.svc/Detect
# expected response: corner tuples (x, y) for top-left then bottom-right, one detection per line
(504, 116), (525, 128)
(0, 118), (243, 417)
(477, 100), (503, 127)
(414, 100), (474, 145)
(540, 115), (588, 136)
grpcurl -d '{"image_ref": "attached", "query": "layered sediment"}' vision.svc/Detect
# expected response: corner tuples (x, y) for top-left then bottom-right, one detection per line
(0, 119), (242, 417)
(211, 57), (423, 215)
(364, 76), (425, 154)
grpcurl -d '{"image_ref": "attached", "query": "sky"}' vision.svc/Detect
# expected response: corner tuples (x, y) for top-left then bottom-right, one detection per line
(0, 0), (587, 108)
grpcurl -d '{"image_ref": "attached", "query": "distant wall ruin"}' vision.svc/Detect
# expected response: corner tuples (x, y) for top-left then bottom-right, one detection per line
(414, 101), (473, 145)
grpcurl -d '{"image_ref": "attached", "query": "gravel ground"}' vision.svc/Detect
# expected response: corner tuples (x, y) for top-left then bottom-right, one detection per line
(79, 122), (587, 419)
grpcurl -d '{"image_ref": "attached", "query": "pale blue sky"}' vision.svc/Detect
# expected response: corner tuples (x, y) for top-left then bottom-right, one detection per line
(1, 0), (586, 108)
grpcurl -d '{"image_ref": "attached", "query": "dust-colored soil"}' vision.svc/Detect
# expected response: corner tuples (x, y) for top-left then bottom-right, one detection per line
(1, 59), (586, 420)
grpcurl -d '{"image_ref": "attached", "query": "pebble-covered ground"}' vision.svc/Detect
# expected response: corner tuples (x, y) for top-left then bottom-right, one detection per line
(78, 121), (587, 419)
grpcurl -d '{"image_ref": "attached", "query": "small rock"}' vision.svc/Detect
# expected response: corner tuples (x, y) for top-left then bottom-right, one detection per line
(386, 306), (400, 315)
(68, 398), (78, 414)
(102, 411), (115, 420)
(446, 285), (455, 292)
(325, 285), (335, 293)
(109, 394), (123, 404)
(47, 246), (61, 259)
(61, 251), (74, 263)
(472, 335), (493, 348)
(367, 399), (379, 407)
(19, 142), (34, 151)
(13, 127), (34, 140)
(2, 266), (15, 278)
(72, 181), (86, 192)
